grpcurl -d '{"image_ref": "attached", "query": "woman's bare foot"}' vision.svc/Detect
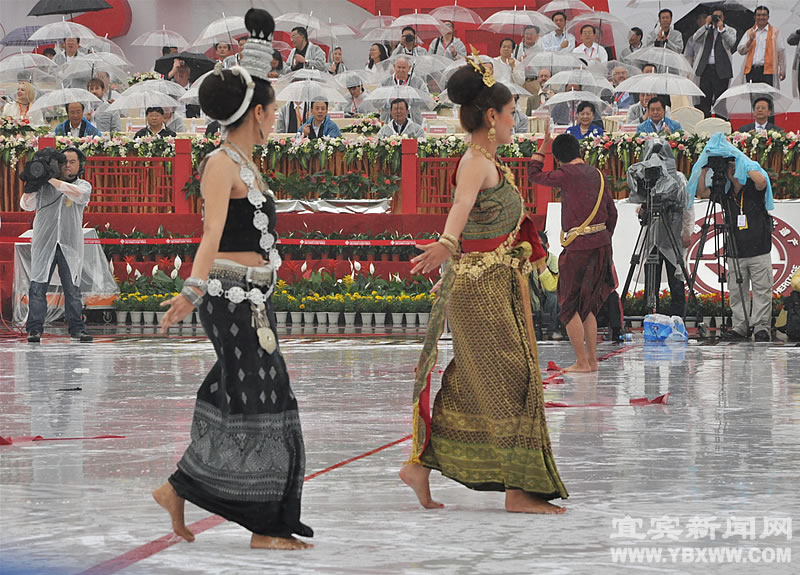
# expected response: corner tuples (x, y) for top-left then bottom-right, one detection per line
(152, 482), (195, 542)
(589, 360), (599, 372)
(399, 462), (444, 509)
(250, 534), (313, 550)
(563, 362), (593, 373)
(505, 490), (567, 514)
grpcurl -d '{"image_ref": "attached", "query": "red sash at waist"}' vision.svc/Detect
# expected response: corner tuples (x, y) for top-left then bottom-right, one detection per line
(461, 215), (546, 262)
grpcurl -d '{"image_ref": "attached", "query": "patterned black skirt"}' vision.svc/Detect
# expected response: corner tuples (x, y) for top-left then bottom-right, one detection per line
(169, 290), (312, 538)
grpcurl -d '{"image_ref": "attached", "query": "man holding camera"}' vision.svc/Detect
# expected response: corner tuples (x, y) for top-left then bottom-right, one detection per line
(692, 137), (772, 341)
(20, 148), (93, 343)
(628, 139), (694, 317)
(691, 7), (737, 117)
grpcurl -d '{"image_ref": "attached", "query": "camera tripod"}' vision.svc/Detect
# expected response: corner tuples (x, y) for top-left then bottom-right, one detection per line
(621, 177), (706, 338)
(688, 175), (751, 337)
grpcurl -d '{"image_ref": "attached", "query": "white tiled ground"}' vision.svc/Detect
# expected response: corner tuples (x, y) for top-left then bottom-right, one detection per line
(1, 331), (798, 574)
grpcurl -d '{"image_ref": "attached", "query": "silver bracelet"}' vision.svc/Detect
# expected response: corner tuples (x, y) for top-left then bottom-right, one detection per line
(184, 276), (207, 294)
(181, 285), (204, 307)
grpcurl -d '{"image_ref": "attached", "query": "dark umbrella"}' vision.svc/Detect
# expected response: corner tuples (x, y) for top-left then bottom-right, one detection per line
(154, 51), (215, 83)
(28, 0), (112, 17)
(0, 26), (48, 47)
(674, 2), (754, 51)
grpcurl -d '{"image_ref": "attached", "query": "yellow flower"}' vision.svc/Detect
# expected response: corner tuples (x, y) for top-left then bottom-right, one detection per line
(299, 304), (305, 309)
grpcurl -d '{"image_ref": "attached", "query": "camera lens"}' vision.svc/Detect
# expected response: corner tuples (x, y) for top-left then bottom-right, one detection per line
(29, 160), (47, 178)
(404, 34), (415, 43)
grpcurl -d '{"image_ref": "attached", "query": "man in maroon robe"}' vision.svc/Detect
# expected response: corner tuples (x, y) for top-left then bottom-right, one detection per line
(528, 132), (617, 372)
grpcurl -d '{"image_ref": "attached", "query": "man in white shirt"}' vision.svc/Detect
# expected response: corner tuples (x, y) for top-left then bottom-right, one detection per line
(376, 99), (425, 138)
(540, 11), (575, 52)
(573, 25), (608, 63)
(514, 26), (540, 60)
(429, 21), (466, 60)
(223, 36), (247, 69)
(647, 8), (683, 53)
(620, 27), (644, 60)
(691, 8), (737, 117)
(54, 37), (86, 65)
(737, 5), (785, 86)
(393, 27), (428, 56)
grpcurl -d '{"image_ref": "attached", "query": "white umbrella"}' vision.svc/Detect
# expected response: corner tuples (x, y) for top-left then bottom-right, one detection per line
(517, 9), (558, 35)
(441, 54), (493, 84)
(479, 9), (540, 35)
(310, 20), (359, 44)
(377, 54), (451, 78)
(357, 12), (396, 34)
(390, 11), (446, 40)
(430, 2), (483, 25)
(363, 85), (436, 109)
(273, 69), (346, 95)
(132, 25), (188, 49)
(178, 71), (211, 105)
(106, 90), (182, 112)
(713, 82), (794, 115)
(60, 58), (127, 84)
(623, 46), (693, 76)
(29, 87), (101, 112)
(28, 19), (97, 42)
(523, 51), (584, 77)
(122, 79), (187, 98)
(0, 68), (58, 86)
(589, 60), (643, 83)
(275, 79), (347, 104)
(541, 90), (611, 117)
(545, 69), (614, 93)
(78, 51), (130, 69)
(539, 0), (594, 18)
(83, 34), (127, 58)
(335, 70), (380, 90)
(0, 52), (56, 75)
(275, 12), (321, 32)
(193, 14), (247, 47)
(614, 72), (705, 97)
(567, 12), (631, 54)
(360, 28), (402, 43)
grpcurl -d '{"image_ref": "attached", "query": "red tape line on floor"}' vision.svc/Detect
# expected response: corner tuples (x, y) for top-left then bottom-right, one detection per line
(0, 435), (125, 446)
(77, 435), (413, 575)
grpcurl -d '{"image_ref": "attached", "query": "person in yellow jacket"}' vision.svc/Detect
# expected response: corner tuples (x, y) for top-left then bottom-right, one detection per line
(530, 231), (560, 339)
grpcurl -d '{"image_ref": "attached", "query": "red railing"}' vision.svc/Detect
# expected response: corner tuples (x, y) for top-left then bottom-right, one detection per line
(36, 137), (192, 214)
(399, 138), (554, 215)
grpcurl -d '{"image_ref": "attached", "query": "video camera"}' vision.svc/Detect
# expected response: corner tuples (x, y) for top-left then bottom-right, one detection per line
(705, 155), (736, 202)
(18, 147), (66, 194)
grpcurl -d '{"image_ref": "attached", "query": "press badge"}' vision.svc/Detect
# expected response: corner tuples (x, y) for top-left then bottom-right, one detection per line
(738, 214), (748, 229)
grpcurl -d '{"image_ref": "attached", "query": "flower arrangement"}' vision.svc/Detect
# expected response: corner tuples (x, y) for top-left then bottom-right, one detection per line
(341, 115), (384, 135)
(127, 71), (162, 86)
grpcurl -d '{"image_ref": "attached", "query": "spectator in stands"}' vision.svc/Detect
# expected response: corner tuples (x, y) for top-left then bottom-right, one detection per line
(288, 26), (327, 72)
(737, 6), (785, 86)
(494, 38), (525, 85)
(135, 107), (177, 138)
(269, 50), (284, 78)
(54, 37), (84, 65)
(514, 25), (540, 60)
(647, 8), (683, 53)
(393, 26), (427, 56)
(54, 102), (102, 137)
(620, 27), (644, 60)
(566, 101), (603, 140)
(540, 11), (575, 52)
(626, 92), (659, 124)
(328, 47), (347, 75)
(85, 78), (121, 133)
(691, 7), (737, 117)
(163, 108), (186, 133)
(366, 43), (389, 70)
(214, 42), (231, 62)
(611, 66), (635, 110)
(573, 25), (608, 63)
(276, 101), (309, 133)
(530, 230), (561, 340)
(224, 36), (247, 69)
(94, 71), (120, 103)
(550, 82), (584, 125)
(340, 82), (370, 116)
(299, 101), (342, 139)
(379, 56), (428, 124)
(527, 68), (554, 114)
(2, 81), (44, 126)
(738, 97), (783, 132)
(162, 46), (177, 57)
(636, 97), (682, 134)
(43, 47), (56, 60)
(683, 8), (709, 64)
(790, 28), (800, 96)
(376, 99), (424, 138)
(512, 94), (529, 134)
(429, 21), (466, 60)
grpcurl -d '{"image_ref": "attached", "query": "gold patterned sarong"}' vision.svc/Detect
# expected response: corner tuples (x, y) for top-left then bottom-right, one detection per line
(409, 170), (568, 501)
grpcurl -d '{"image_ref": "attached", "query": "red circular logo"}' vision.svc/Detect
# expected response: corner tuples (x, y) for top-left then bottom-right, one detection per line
(687, 210), (800, 295)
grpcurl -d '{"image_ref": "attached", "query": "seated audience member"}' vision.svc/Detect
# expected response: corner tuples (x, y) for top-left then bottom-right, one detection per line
(85, 78), (121, 133)
(566, 101), (604, 140)
(636, 97), (682, 134)
(54, 102), (102, 137)
(738, 97), (783, 132)
(299, 101), (342, 139)
(134, 107), (177, 138)
(376, 99), (425, 138)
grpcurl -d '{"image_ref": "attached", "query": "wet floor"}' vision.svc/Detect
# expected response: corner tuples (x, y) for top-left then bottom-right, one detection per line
(1, 330), (798, 574)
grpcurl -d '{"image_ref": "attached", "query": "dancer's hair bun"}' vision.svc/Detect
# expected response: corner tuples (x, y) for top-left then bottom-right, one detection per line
(245, 8), (274, 41)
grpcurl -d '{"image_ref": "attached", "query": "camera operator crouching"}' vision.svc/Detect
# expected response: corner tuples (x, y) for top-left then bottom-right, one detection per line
(691, 134), (773, 341)
(19, 147), (93, 343)
(627, 138), (694, 317)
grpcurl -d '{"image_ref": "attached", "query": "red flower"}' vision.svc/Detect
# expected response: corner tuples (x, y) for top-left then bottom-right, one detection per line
(384, 179), (391, 185)
(603, 142), (613, 149)
(766, 138), (772, 146)
(158, 256), (173, 269)
(669, 141), (678, 148)
(788, 141), (797, 149)
(123, 255), (136, 265)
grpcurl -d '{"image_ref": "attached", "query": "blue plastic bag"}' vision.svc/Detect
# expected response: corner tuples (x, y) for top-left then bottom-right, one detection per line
(643, 314), (688, 342)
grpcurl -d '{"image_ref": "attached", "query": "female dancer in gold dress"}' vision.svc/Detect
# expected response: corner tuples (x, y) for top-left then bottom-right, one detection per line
(400, 52), (568, 514)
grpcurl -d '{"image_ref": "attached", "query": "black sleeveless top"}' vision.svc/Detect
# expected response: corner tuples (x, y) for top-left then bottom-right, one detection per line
(217, 195), (276, 258)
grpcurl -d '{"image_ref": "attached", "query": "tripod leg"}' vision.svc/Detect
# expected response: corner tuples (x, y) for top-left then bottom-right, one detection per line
(662, 217), (707, 340)
(621, 222), (649, 318)
(720, 218), (752, 336)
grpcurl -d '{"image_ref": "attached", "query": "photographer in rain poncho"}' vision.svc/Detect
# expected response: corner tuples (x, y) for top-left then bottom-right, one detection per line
(627, 138), (694, 317)
(19, 147), (93, 343)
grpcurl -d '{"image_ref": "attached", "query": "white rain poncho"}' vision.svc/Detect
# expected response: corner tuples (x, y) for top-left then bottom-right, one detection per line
(20, 178), (92, 285)
(627, 138), (693, 281)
